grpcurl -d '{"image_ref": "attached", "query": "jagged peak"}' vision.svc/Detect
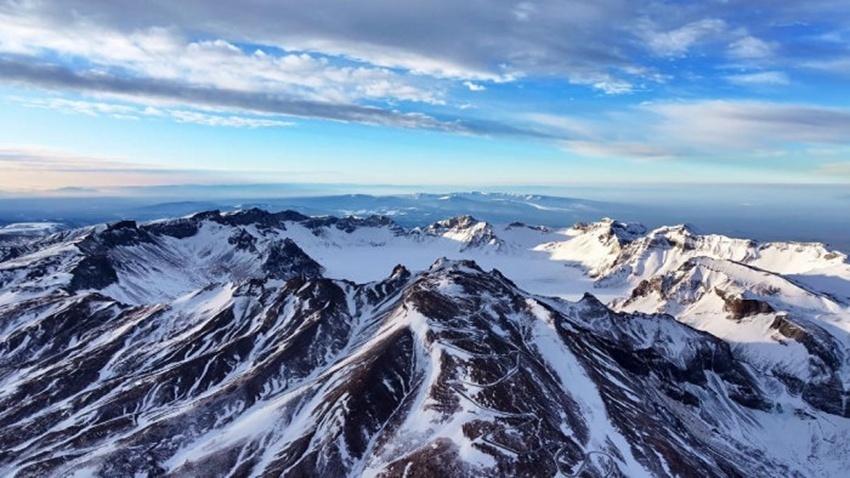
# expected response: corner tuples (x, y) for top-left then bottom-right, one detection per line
(79, 219), (154, 251)
(430, 214), (482, 230)
(578, 291), (607, 309)
(301, 214), (400, 233)
(390, 264), (411, 280)
(574, 218), (647, 245)
(152, 208), (401, 236)
(427, 257), (485, 274)
(415, 258), (521, 300)
(216, 208), (308, 228)
(424, 215), (503, 251)
(220, 207), (273, 220)
(648, 223), (700, 238)
(189, 209), (222, 221)
(106, 220), (138, 231)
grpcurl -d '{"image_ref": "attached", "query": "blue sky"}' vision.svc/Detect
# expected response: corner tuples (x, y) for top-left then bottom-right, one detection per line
(0, 0), (849, 195)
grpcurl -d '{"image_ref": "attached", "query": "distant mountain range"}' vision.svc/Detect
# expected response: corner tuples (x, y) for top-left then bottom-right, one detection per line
(2, 190), (848, 254)
(1, 208), (849, 476)
(0, 192), (618, 228)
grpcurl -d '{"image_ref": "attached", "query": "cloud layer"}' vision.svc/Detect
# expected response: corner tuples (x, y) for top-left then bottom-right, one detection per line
(0, 0), (849, 178)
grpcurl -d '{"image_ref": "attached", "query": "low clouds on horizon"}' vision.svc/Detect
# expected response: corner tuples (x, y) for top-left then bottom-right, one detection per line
(0, 146), (348, 194)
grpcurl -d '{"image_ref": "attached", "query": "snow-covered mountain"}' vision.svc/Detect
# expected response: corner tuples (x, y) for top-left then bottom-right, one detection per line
(1, 209), (849, 477)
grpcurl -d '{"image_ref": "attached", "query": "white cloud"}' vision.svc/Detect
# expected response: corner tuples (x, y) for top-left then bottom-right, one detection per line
(512, 2), (536, 22)
(463, 81), (486, 91)
(728, 36), (775, 60)
(725, 71), (789, 85)
(23, 98), (139, 116)
(802, 57), (850, 76)
(167, 111), (295, 128)
(567, 71), (636, 95)
(590, 79), (633, 95)
(17, 97), (296, 128)
(641, 19), (727, 57)
(561, 140), (673, 160)
(524, 113), (595, 137)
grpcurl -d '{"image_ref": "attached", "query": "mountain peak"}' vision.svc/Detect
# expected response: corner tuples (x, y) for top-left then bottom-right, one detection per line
(427, 257), (485, 275)
(431, 214), (480, 229)
(575, 218), (647, 246)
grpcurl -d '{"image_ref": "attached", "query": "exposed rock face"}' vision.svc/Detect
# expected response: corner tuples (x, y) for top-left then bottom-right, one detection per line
(303, 214), (400, 234)
(67, 254), (118, 292)
(715, 288), (776, 320)
(262, 238), (324, 280)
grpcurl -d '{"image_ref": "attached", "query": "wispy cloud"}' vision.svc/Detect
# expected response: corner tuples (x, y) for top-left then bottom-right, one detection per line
(560, 141), (673, 161)
(815, 161), (850, 176)
(727, 36), (776, 60)
(725, 71), (790, 85)
(646, 101), (850, 148)
(18, 97), (296, 128)
(463, 81), (486, 92)
(639, 19), (727, 57)
(166, 111), (294, 128)
(536, 100), (850, 161)
(802, 57), (850, 76)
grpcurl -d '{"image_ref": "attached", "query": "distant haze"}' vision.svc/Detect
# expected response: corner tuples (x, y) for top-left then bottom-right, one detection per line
(1, 185), (847, 253)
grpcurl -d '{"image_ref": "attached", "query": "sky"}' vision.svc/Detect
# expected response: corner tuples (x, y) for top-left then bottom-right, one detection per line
(1, 0), (849, 194)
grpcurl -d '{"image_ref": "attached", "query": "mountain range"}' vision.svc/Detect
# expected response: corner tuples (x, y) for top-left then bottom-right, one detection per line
(1, 208), (849, 477)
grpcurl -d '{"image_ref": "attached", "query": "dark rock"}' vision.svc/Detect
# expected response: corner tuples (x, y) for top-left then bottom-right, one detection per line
(146, 218), (199, 239)
(715, 289), (775, 320)
(190, 210), (222, 222)
(262, 238), (324, 280)
(228, 228), (257, 252)
(67, 254), (118, 292)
